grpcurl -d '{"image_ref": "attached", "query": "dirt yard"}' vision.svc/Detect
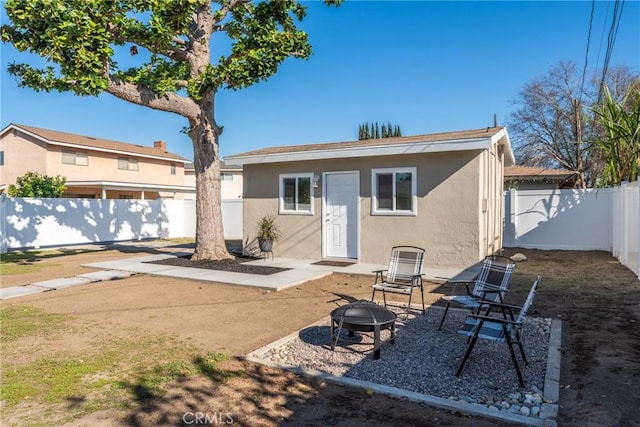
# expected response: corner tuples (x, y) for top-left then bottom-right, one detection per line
(1, 245), (639, 426)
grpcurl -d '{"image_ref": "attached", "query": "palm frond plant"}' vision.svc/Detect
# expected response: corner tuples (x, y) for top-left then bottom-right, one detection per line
(256, 214), (281, 252)
(592, 83), (640, 186)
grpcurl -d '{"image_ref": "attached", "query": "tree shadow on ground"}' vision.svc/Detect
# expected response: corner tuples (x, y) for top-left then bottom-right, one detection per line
(119, 356), (509, 427)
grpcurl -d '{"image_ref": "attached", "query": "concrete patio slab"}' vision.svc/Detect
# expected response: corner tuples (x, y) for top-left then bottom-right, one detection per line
(75, 270), (135, 282)
(242, 257), (469, 283)
(31, 277), (92, 290)
(0, 285), (49, 299)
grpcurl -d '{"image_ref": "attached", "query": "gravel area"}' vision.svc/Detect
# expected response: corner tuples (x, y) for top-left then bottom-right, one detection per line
(255, 304), (552, 419)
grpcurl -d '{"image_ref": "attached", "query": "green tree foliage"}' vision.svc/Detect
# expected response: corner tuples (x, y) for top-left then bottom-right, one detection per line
(2, 0), (340, 260)
(593, 82), (640, 186)
(8, 172), (66, 197)
(358, 121), (402, 140)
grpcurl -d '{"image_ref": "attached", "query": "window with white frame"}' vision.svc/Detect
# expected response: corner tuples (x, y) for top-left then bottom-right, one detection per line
(118, 157), (139, 171)
(170, 163), (176, 175)
(221, 172), (233, 181)
(371, 167), (417, 215)
(62, 150), (88, 166)
(279, 173), (313, 214)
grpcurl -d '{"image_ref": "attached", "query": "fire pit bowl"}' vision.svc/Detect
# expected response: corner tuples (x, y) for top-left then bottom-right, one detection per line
(330, 301), (397, 359)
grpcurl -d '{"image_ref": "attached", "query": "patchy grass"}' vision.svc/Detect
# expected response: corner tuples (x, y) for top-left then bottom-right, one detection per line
(0, 306), (70, 341)
(0, 248), (104, 276)
(0, 304), (243, 424)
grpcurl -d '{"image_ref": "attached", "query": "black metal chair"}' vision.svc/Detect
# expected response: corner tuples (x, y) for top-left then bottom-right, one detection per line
(455, 275), (542, 386)
(371, 246), (426, 317)
(438, 255), (515, 330)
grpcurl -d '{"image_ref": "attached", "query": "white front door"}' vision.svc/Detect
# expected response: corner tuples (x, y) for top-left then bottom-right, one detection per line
(324, 172), (359, 259)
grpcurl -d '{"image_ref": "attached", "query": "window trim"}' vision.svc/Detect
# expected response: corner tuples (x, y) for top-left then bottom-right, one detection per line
(279, 172), (314, 215)
(118, 157), (139, 171)
(62, 150), (88, 166)
(371, 167), (417, 216)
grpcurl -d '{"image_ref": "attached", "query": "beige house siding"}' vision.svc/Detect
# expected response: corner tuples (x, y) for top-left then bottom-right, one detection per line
(231, 126), (514, 270)
(184, 165), (243, 200)
(221, 170), (243, 199)
(0, 129), (48, 186)
(477, 143), (505, 261)
(243, 151), (487, 268)
(43, 146), (185, 186)
(1, 125), (192, 199)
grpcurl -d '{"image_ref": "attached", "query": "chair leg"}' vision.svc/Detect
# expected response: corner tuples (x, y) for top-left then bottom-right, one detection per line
(371, 287), (377, 303)
(514, 331), (528, 365)
(505, 329), (526, 387)
(404, 292), (413, 320)
(438, 302), (451, 330)
(456, 333), (479, 377)
(419, 285), (426, 315)
(382, 290), (387, 307)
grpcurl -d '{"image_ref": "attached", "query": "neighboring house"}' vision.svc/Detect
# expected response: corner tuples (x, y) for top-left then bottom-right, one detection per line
(225, 127), (515, 268)
(183, 161), (243, 200)
(0, 124), (195, 199)
(504, 165), (577, 190)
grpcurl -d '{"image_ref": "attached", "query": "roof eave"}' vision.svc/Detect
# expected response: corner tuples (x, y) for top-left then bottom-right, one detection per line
(492, 128), (515, 166)
(65, 180), (196, 193)
(225, 137), (494, 165)
(3, 124), (190, 163)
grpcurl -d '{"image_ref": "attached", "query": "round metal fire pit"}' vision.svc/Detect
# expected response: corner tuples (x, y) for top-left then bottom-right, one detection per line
(330, 301), (396, 359)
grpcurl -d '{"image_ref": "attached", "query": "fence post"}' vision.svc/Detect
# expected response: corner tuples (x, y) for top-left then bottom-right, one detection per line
(504, 188), (517, 247)
(0, 194), (6, 254)
(634, 183), (640, 280)
(621, 182), (629, 268)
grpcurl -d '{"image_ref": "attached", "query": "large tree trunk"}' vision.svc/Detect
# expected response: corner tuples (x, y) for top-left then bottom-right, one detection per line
(190, 94), (232, 261)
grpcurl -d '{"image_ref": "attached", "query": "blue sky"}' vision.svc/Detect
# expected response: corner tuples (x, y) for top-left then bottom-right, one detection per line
(1, 1), (639, 161)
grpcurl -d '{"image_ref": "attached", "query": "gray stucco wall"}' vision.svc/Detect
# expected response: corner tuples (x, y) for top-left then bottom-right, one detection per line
(242, 151), (485, 268)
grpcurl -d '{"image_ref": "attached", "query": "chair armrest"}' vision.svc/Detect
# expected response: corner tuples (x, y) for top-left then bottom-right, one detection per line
(446, 279), (475, 286)
(441, 278), (474, 296)
(372, 269), (387, 284)
(410, 274), (424, 285)
(475, 300), (521, 311)
(468, 313), (521, 327)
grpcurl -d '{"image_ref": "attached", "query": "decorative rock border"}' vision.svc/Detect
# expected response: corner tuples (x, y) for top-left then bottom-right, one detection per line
(246, 308), (560, 427)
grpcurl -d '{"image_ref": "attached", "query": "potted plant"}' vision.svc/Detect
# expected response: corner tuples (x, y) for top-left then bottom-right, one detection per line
(256, 214), (281, 252)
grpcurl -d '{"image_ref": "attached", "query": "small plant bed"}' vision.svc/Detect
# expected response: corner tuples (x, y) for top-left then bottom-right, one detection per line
(147, 254), (290, 275)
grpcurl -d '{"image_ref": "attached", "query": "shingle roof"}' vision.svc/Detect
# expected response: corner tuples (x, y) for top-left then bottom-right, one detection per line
(8, 124), (189, 162)
(229, 127), (507, 158)
(505, 165), (576, 179)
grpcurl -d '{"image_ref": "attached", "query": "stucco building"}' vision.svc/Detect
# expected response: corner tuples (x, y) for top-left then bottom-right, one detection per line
(0, 124), (194, 199)
(226, 127), (515, 269)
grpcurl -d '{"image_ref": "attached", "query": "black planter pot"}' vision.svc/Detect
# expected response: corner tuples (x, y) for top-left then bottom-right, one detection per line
(258, 238), (273, 252)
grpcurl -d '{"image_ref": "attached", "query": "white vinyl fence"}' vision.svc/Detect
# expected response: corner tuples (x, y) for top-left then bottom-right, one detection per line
(611, 182), (639, 276)
(504, 183), (639, 278)
(0, 196), (243, 252)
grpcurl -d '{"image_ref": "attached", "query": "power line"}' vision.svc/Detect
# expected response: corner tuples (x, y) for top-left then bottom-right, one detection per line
(593, 0), (611, 82)
(579, 0), (596, 104)
(598, 0), (625, 103)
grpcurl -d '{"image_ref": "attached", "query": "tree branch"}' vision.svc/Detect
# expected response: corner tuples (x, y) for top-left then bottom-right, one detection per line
(106, 75), (198, 118)
(213, 0), (250, 28)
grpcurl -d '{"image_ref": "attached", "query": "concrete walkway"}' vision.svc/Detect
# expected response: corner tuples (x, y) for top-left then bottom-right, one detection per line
(1, 249), (469, 300)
